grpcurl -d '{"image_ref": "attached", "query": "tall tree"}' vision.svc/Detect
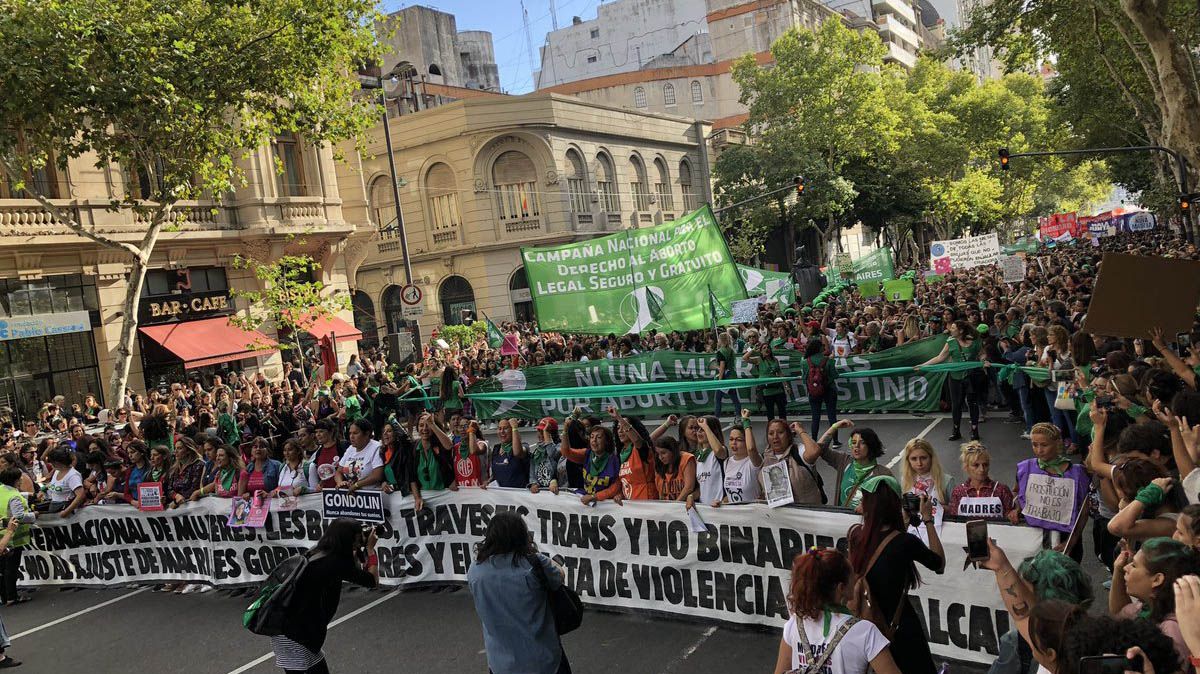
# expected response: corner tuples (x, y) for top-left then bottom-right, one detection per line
(0, 0), (381, 400)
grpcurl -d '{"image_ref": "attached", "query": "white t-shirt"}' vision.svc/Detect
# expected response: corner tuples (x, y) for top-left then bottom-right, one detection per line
(48, 467), (84, 503)
(278, 461), (318, 493)
(696, 450), (724, 504)
(1183, 468), (1199, 505)
(337, 438), (383, 488)
(783, 613), (889, 674)
(722, 455), (762, 503)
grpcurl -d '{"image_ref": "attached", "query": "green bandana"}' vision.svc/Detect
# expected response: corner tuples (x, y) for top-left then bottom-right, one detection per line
(417, 443), (444, 491)
(587, 450), (610, 478)
(458, 441), (471, 460)
(498, 442), (512, 456)
(694, 441), (713, 464)
(822, 605), (852, 637)
(838, 460), (877, 506)
(620, 443), (633, 463)
(1037, 456), (1071, 474)
(218, 467), (237, 493)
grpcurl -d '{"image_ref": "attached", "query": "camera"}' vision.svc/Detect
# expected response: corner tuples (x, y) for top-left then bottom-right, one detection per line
(902, 493), (922, 527)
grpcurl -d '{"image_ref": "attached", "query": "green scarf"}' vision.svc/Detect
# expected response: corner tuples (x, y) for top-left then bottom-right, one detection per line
(694, 442), (712, 464)
(838, 460), (877, 506)
(218, 467), (238, 493)
(620, 443), (633, 463)
(529, 442), (548, 464)
(587, 450), (610, 478)
(822, 605), (852, 637)
(458, 441), (471, 460)
(498, 442), (512, 456)
(417, 443), (443, 491)
(148, 467), (166, 482)
(1037, 455), (1071, 474)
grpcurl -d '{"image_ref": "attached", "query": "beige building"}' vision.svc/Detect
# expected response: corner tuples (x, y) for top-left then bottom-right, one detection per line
(0, 139), (362, 419)
(336, 92), (712, 357)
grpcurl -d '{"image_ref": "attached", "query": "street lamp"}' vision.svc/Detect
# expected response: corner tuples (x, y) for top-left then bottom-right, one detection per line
(358, 62), (415, 285)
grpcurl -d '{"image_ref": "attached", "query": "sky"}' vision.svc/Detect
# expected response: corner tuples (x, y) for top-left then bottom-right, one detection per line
(381, 0), (606, 94)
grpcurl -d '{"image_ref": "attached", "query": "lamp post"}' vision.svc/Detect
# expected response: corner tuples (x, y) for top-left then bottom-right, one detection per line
(358, 63), (415, 285)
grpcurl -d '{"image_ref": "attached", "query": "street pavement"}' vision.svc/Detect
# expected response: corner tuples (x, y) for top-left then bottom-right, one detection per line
(1, 412), (1087, 673)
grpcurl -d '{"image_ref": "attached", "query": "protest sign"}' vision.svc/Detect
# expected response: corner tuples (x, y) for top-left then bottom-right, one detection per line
(730, 298), (761, 324)
(882, 279), (914, 301)
(999, 255), (1026, 284)
(322, 489), (386, 523)
(929, 233), (1000, 271)
(824, 248), (894, 284)
(21, 490), (1041, 665)
(738, 265), (796, 306)
(761, 463), (794, 508)
(138, 482), (164, 512)
(468, 337), (950, 420)
(857, 280), (881, 298)
(1126, 211), (1155, 231)
(227, 497), (269, 528)
(522, 206), (746, 334)
(1083, 253), (1200, 338)
(1020, 474), (1076, 527)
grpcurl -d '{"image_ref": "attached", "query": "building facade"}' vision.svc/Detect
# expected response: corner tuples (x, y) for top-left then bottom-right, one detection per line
(336, 93), (712, 358)
(0, 140), (361, 420)
(377, 6), (501, 93)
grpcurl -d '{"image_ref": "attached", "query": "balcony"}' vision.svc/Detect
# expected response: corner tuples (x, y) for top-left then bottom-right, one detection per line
(0, 199), (240, 238)
(877, 14), (920, 50)
(885, 42), (918, 69)
(502, 216), (542, 235)
(872, 0), (916, 26)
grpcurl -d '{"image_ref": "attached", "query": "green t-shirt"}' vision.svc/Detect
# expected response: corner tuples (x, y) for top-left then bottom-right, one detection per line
(716, 346), (737, 379)
(946, 337), (982, 381)
(757, 358), (783, 396)
(443, 380), (463, 410)
(425, 376), (441, 411)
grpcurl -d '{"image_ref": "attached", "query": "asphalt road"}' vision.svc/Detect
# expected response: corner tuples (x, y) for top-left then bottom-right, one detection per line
(0, 412), (1089, 673)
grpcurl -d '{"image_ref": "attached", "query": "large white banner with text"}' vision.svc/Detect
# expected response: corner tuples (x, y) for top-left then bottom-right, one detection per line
(22, 489), (1040, 665)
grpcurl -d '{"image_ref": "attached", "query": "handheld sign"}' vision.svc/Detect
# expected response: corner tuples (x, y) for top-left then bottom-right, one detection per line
(322, 489), (385, 524)
(761, 462), (794, 509)
(137, 482), (164, 512)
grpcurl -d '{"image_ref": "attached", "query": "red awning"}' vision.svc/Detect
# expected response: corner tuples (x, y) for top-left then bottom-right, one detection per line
(139, 317), (278, 369)
(298, 312), (362, 343)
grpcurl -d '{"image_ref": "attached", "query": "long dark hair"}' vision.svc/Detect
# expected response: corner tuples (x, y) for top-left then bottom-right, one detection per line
(313, 518), (365, 560)
(565, 417), (588, 449)
(474, 510), (535, 565)
(439, 365), (459, 401)
(848, 487), (920, 589)
(621, 416), (653, 458)
(653, 436), (682, 476)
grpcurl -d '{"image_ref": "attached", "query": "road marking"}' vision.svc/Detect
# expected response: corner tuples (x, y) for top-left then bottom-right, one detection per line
(661, 625), (718, 673)
(226, 590), (400, 674)
(886, 417), (942, 468)
(11, 587), (148, 640)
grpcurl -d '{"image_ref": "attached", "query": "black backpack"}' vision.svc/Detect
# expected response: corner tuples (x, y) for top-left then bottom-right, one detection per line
(243, 552), (315, 636)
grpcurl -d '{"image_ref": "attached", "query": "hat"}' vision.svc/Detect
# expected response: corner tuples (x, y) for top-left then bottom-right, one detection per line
(802, 307), (812, 315)
(860, 475), (901, 496)
(773, 317), (785, 324)
(536, 417), (558, 432)
(976, 323), (990, 335)
(930, 315), (943, 323)
(784, 308), (798, 317)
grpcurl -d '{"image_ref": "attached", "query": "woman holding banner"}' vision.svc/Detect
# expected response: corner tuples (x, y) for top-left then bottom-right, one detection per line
(743, 343), (788, 421)
(558, 421), (620, 505)
(611, 408), (657, 502)
(652, 436), (696, 502)
(409, 413), (458, 512)
(819, 421), (891, 509)
(693, 416), (728, 508)
(711, 409), (762, 506)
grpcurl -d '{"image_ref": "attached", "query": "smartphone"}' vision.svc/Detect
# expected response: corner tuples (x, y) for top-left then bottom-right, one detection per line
(966, 519), (989, 562)
(1078, 654), (1143, 674)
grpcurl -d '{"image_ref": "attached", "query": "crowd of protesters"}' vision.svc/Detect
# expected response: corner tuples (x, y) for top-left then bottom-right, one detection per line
(1, 229), (1200, 673)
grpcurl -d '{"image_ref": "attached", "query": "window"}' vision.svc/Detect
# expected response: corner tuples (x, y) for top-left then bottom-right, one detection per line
(439, 275), (476, 326)
(691, 80), (704, 103)
(0, 131), (61, 199)
(663, 83), (676, 106)
(586, 55), (598, 64)
(653, 158), (673, 210)
(140, 267), (228, 298)
(274, 132), (307, 197)
(590, 28), (599, 39)
(596, 153), (620, 212)
(425, 163), (462, 232)
(629, 156), (650, 211)
(565, 150), (589, 215)
(128, 158), (168, 201)
(680, 160), (698, 211)
(428, 64), (442, 76)
(492, 151), (540, 221)
(0, 274), (98, 317)
(369, 175), (397, 234)
(351, 290), (379, 349)
(633, 87), (647, 108)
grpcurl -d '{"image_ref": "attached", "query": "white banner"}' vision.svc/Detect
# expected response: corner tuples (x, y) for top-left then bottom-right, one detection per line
(930, 233), (1000, 271)
(999, 255), (1026, 284)
(22, 489), (1040, 664)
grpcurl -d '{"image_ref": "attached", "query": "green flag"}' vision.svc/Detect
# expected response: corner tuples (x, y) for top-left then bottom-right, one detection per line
(521, 206), (746, 334)
(737, 264), (797, 305)
(709, 285), (730, 328)
(484, 314), (503, 349)
(646, 287), (665, 322)
(857, 280), (882, 298)
(824, 247), (895, 284)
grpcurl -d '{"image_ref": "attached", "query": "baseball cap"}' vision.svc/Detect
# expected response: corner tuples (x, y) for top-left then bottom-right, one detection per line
(536, 417), (558, 432)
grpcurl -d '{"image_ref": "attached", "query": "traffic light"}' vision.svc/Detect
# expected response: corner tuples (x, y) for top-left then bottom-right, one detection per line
(998, 148), (1010, 171)
(793, 175), (804, 194)
(1181, 194), (1192, 211)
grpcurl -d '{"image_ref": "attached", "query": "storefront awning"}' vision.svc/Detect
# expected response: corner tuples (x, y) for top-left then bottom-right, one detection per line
(297, 312), (362, 343)
(139, 317), (278, 369)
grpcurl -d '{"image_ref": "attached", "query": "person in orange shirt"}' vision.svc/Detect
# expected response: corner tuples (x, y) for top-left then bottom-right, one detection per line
(610, 407), (658, 503)
(653, 436), (697, 503)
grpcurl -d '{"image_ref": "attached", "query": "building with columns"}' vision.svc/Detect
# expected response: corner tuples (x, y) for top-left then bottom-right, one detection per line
(0, 138), (361, 420)
(336, 92), (712, 359)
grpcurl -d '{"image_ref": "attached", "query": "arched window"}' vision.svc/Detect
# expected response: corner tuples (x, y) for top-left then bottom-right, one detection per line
(509, 267), (534, 322)
(565, 149), (588, 215)
(369, 175), (397, 234)
(629, 155), (649, 211)
(633, 86), (647, 108)
(425, 163), (461, 241)
(439, 275), (476, 325)
(691, 80), (703, 104)
(653, 158), (672, 210)
(492, 151), (539, 221)
(351, 290), (379, 349)
(679, 159), (698, 211)
(428, 63), (442, 76)
(663, 83), (676, 106)
(596, 153), (619, 212)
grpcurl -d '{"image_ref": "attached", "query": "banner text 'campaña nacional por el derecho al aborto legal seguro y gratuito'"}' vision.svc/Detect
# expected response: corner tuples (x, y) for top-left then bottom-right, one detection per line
(20, 489), (1040, 665)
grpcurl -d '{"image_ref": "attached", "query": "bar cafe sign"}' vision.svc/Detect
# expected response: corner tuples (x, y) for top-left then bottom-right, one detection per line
(140, 290), (233, 324)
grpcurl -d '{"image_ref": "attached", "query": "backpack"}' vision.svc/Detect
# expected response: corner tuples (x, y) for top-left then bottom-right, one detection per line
(792, 615), (860, 674)
(847, 528), (906, 640)
(805, 356), (827, 398)
(243, 552), (314, 636)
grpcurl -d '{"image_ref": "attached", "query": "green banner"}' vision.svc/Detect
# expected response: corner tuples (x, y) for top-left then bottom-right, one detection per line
(883, 278), (914, 301)
(825, 247), (894, 284)
(522, 206), (746, 334)
(1001, 238), (1039, 254)
(468, 337), (950, 420)
(737, 264), (797, 306)
(857, 280), (881, 298)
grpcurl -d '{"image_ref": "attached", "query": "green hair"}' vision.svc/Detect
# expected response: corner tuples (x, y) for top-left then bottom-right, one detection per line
(1018, 550), (1093, 607)
(1138, 537), (1200, 623)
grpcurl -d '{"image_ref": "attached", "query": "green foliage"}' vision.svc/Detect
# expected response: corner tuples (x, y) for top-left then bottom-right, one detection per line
(439, 322), (487, 349)
(229, 254), (351, 352)
(0, 0), (383, 205)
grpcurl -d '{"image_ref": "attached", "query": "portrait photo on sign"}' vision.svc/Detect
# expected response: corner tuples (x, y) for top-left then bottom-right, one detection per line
(761, 462), (794, 508)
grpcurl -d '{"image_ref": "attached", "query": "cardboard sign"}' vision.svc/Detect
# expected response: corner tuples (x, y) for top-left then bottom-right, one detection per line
(137, 482), (164, 512)
(1021, 473), (1075, 527)
(322, 489), (386, 523)
(883, 279), (914, 301)
(760, 462), (794, 509)
(857, 280), (882, 298)
(1082, 253), (1200, 338)
(999, 255), (1026, 283)
(930, 233), (1000, 270)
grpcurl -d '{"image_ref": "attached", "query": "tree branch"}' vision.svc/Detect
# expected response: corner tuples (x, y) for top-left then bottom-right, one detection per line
(0, 154), (140, 257)
(1090, 6), (1162, 144)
